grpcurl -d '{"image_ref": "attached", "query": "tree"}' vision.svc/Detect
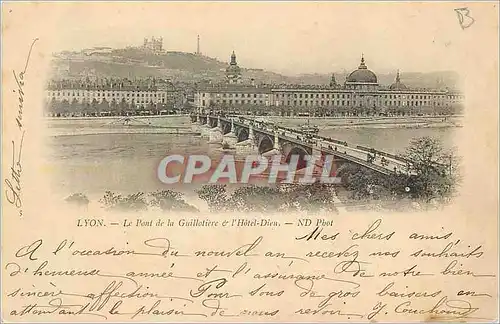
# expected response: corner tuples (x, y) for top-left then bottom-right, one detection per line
(99, 98), (110, 115)
(110, 98), (118, 115)
(60, 99), (70, 116)
(402, 136), (459, 203)
(195, 183), (338, 214)
(336, 105), (349, 117)
(70, 98), (81, 115)
(82, 101), (93, 116)
(338, 164), (385, 200)
(281, 183), (338, 212)
(154, 102), (162, 115)
(136, 103), (146, 115)
(440, 105), (453, 116)
(119, 98), (128, 115)
(99, 191), (148, 211)
(130, 99), (136, 115)
(91, 98), (99, 110)
(65, 193), (89, 209)
(149, 190), (198, 212)
(196, 185), (228, 212)
(147, 100), (155, 114)
(226, 185), (286, 212)
(331, 137), (459, 210)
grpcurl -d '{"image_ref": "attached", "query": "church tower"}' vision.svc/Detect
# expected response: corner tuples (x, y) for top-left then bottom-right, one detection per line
(225, 51), (242, 84)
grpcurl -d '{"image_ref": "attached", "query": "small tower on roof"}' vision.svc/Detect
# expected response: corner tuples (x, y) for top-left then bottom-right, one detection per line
(330, 73), (337, 87)
(358, 53), (367, 69)
(389, 69), (407, 90)
(230, 51), (237, 65)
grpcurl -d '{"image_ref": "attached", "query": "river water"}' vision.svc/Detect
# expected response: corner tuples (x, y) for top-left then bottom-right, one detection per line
(44, 116), (457, 198)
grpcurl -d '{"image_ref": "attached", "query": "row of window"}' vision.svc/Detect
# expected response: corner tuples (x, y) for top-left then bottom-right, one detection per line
(50, 97), (166, 104)
(273, 100), (452, 107)
(200, 92), (463, 101)
(385, 101), (444, 106)
(201, 99), (267, 105)
(199, 98), (458, 107)
(47, 91), (166, 97)
(274, 93), (350, 99)
(383, 94), (446, 100)
(288, 100), (349, 106)
(202, 93), (269, 98)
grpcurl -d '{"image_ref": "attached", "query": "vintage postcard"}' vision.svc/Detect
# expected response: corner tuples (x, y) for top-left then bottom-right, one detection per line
(1, 1), (499, 322)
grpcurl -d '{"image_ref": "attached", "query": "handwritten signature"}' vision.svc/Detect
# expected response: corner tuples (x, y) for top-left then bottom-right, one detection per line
(4, 38), (38, 217)
(5, 136), (24, 211)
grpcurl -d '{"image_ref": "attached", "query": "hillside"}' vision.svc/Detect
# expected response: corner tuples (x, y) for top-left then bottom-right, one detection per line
(50, 49), (461, 89)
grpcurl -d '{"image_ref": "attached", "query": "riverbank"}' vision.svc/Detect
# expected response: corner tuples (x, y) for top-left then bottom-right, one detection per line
(45, 114), (463, 129)
(264, 115), (463, 129)
(44, 114), (190, 121)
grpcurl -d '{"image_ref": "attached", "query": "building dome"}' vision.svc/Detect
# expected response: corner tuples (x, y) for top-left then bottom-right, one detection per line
(389, 81), (407, 90)
(346, 56), (378, 84)
(389, 70), (407, 90)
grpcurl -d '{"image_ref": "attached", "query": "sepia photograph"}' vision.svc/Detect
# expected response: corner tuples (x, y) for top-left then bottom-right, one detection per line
(2, 2), (498, 323)
(44, 8), (464, 214)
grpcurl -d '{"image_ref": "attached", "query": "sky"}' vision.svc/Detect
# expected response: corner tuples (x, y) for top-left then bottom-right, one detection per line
(5, 2), (499, 76)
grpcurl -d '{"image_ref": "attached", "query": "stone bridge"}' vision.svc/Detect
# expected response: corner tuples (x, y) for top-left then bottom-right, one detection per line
(192, 114), (414, 176)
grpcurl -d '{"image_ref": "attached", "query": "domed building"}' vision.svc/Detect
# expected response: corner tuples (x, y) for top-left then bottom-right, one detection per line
(344, 55), (380, 109)
(345, 55), (379, 91)
(226, 51), (242, 84)
(389, 70), (408, 90)
(194, 53), (464, 116)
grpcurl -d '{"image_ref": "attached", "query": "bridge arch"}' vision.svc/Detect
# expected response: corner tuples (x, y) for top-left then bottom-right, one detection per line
(209, 118), (218, 128)
(236, 128), (249, 142)
(258, 135), (274, 154)
(285, 146), (309, 170)
(222, 122), (231, 135)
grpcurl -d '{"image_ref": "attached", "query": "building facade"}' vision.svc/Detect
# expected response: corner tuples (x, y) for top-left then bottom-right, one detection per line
(143, 36), (164, 54)
(195, 84), (272, 111)
(45, 78), (169, 116)
(195, 54), (465, 116)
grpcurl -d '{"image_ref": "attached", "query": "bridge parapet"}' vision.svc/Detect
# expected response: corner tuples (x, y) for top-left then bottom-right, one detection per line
(196, 114), (416, 176)
(232, 116), (410, 165)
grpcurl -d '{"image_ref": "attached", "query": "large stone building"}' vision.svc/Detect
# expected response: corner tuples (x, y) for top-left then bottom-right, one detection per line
(195, 84), (272, 109)
(45, 78), (169, 116)
(195, 54), (465, 116)
(143, 36), (164, 54)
